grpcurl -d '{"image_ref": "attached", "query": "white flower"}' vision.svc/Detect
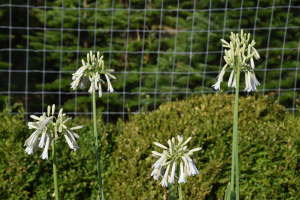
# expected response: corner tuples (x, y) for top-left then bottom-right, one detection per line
(70, 51), (116, 98)
(153, 154), (167, 169)
(168, 163), (176, 184)
(212, 64), (227, 90)
(159, 164), (170, 187)
(151, 135), (202, 185)
(64, 129), (80, 151)
(70, 62), (88, 90)
(181, 156), (190, 177)
(24, 130), (40, 155)
(214, 30), (260, 91)
(105, 74), (114, 92)
(154, 142), (168, 150)
(24, 115), (53, 155)
(228, 70), (235, 87)
(40, 134), (51, 160)
(250, 58), (255, 69)
(24, 104), (83, 159)
(88, 74), (100, 94)
(244, 71), (260, 92)
(188, 160), (199, 176)
(178, 162), (186, 183)
(151, 160), (165, 180)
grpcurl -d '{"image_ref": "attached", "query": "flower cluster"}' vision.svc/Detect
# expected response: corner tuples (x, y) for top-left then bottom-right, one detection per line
(24, 104), (83, 160)
(70, 51), (116, 97)
(212, 30), (260, 92)
(151, 135), (202, 187)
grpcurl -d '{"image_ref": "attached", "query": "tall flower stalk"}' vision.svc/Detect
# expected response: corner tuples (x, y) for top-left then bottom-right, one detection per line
(70, 51), (116, 200)
(212, 30), (260, 199)
(24, 104), (83, 200)
(151, 135), (202, 200)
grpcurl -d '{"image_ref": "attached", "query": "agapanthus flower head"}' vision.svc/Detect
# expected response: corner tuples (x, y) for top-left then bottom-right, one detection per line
(213, 30), (260, 91)
(151, 135), (202, 186)
(70, 51), (116, 97)
(24, 104), (83, 160)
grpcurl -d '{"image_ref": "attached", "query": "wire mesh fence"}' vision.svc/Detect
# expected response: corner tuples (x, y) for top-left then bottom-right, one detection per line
(0, 0), (300, 123)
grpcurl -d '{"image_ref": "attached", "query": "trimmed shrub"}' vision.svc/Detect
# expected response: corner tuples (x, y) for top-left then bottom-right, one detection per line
(1, 93), (300, 199)
(0, 103), (117, 199)
(107, 93), (300, 199)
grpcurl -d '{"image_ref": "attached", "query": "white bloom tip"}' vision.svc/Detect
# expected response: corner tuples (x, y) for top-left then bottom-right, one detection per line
(154, 142), (168, 150)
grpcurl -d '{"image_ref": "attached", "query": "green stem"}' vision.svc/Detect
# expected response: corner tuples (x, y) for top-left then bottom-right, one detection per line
(234, 71), (240, 199)
(93, 91), (105, 200)
(230, 71), (240, 199)
(177, 162), (183, 200)
(230, 126), (235, 195)
(52, 130), (59, 200)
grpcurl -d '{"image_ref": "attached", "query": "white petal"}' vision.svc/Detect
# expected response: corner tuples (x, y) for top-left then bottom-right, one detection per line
(159, 164), (170, 187)
(152, 155), (167, 169)
(178, 162), (186, 183)
(99, 83), (102, 97)
(231, 74), (237, 88)
(64, 133), (74, 149)
(153, 142), (168, 150)
(228, 70), (235, 87)
(152, 151), (164, 157)
(70, 126), (83, 130)
(168, 163), (176, 184)
(38, 131), (47, 148)
(88, 82), (94, 93)
(105, 74), (114, 92)
(250, 58), (255, 69)
(181, 137), (192, 146)
(188, 161), (199, 176)
(187, 147), (202, 155)
(40, 135), (51, 160)
(212, 80), (221, 90)
(30, 115), (41, 121)
(167, 139), (173, 156)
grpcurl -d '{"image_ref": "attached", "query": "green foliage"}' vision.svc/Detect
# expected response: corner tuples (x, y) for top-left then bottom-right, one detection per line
(107, 93), (300, 199)
(1, 94), (300, 199)
(0, 102), (118, 199)
(1, 0), (300, 117)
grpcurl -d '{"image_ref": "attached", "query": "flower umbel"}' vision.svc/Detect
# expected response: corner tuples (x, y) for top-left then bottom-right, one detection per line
(70, 51), (116, 97)
(24, 104), (83, 160)
(212, 30), (260, 91)
(151, 135), (202, 186)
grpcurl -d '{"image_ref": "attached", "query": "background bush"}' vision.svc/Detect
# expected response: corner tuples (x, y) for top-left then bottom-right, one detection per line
(1, 0), (300, 121)
(1, 93), (300, 199)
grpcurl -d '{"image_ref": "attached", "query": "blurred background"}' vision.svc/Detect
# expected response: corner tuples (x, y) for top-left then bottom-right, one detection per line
(1, 0), (300, 123)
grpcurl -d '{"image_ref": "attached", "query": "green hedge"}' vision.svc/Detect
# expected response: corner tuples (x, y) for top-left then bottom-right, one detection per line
(0, 102), (118, 199)
(107, 93), (300, 199)
(1, 93), (300, 199)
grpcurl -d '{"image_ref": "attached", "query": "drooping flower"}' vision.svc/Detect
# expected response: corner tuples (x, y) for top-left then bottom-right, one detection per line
(159, 164), (170, 187)
(168, 163), (176, 184)
(213, 30), (260, 91)
(24, 104), (83, 160)
(151, 135), (202, 186)
(178, 162), (186, 183)
(70, 51), (116, 97)
(105, 74), (114, 92)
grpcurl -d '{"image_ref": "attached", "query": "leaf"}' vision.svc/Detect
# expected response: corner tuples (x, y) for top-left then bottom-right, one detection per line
(224, 182), (236, 200)
(224, 182), (231, 200)
(168, 183), (177, 200)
